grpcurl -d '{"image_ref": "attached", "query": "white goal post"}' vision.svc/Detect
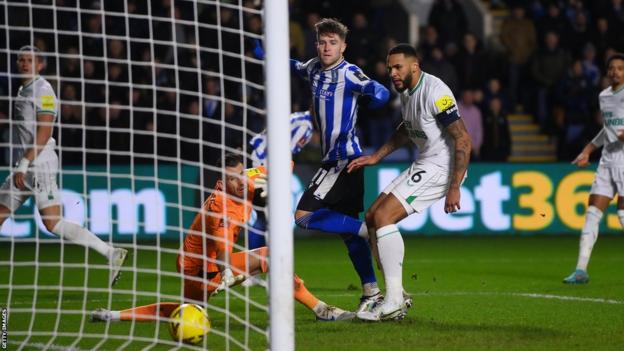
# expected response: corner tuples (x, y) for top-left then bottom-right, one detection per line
(0, 0), (293, 349)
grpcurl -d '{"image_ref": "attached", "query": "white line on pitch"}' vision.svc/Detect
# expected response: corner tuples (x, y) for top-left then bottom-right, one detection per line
(8, 340), (92, 351)
(321, 291), (624, 305)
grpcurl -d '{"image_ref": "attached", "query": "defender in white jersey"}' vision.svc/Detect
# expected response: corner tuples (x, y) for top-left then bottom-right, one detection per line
(563, 53), (624, 284)
(0, 46), (127, 286)
(349, 44), (472, 320)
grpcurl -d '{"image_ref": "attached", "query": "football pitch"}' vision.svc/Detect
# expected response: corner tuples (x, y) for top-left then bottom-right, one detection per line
(1, 236), (623, 350)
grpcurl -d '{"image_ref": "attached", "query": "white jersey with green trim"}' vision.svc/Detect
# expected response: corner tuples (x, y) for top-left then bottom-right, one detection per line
(399, 72), (459, 168)
(12, 76), (58, 166)
(593, 85), (624, 166)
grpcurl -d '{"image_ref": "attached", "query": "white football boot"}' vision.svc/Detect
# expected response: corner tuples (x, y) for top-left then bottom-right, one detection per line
(357, 298), (406, 321)
(315, 305), (356, 321)
(90, 308), (113, 322)
(356, 292), (384, 314)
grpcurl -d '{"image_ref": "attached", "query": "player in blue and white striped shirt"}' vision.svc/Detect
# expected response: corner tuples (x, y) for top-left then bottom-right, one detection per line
(291, 18), (390, 313)
(247, 110), (314, 250)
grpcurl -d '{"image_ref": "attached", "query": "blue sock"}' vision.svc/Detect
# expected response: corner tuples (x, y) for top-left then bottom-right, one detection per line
(248, 212), (267, 249)
(343, 235), (377, 285)
(295, 208), (364, 236)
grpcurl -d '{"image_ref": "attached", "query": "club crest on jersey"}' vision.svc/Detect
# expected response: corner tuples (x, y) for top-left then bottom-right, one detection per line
(435, 95), (454, 112)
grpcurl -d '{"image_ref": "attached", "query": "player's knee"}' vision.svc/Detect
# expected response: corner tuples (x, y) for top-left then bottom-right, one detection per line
(294, 210), (311, 229)
(372, 210), (390, 229)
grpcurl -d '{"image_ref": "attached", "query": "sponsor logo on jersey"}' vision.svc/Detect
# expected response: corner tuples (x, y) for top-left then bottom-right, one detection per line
(408, 129), (427, 140)
(404, 120), (428, 140)
(318, 89), (334, 98)
(605, 118), (624, 126)
(353, 71), (369, 82)
(434, 95), (455, 112)
(40, 95), (55, 110)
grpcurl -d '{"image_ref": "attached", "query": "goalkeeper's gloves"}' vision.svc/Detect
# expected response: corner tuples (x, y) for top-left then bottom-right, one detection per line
(253, 173), (268, 198)
(213, 268), (246, 295)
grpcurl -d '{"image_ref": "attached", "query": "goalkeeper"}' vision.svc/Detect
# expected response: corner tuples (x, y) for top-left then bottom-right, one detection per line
(0, 46), (127, 286)
(91, 152), (354, 322)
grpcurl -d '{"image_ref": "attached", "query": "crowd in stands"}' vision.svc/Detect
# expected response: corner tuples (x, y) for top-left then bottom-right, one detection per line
(1, 0), (622, 166)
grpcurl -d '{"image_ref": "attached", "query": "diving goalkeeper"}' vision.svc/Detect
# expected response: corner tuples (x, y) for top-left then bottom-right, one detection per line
(91, 152), (354, 322)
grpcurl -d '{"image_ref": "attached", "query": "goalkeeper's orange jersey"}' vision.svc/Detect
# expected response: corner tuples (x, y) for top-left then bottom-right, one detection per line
(181, 166), (265, 274)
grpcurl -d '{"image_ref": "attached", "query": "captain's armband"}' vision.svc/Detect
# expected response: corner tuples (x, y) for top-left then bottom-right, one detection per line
(435, 104), (460, 128)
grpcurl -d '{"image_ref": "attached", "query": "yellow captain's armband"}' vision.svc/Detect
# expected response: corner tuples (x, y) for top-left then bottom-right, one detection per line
(434, 95), (454, 112)
(40, 95), (55, 110)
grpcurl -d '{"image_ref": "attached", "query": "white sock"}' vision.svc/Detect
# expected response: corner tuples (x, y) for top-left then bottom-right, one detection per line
(110, 311), (121, 321)
(376, 224), (404, 305)
(312, 301), (326, 315)
(358, 222), (369, 239)
(52, 220), (113, 260)
(576, 206), (602, 271)
(618, 210), (624, 228)
(362, 282), (380, 297)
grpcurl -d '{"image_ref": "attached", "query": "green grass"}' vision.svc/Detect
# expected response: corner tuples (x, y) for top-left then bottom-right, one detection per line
(1, 236), (623, 350)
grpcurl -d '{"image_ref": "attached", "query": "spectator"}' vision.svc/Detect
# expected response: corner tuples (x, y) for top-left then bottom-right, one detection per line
(581, 43), (601, 87)
(303, 12), (321, 58)
(347, 13), (376, 69)
(454, 32), (485, 90)
(417, 25), (440, 61)
(428, 0), (468, 46)
(568, 11), (592, 58)
(590, 17), (618, 69)
(480, 97), (511, 162)
(536, 3), (571, 49)
(457, 90), (483, 160)
(555, 60), (592, 160)
(530, 31), (571, 134)
(500, 4), (537, 111)
(422, 47), (459, 94)
(482, 78), (511, 113)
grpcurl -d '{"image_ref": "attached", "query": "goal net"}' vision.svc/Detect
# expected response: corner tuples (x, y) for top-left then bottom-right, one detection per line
(0, 0), (292, 349)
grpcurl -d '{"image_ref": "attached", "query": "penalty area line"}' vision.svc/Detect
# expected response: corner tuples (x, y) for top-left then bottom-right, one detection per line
(325, 291), (624, 305)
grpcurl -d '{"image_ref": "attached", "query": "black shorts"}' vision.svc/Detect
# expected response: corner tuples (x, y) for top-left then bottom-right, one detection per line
(296, 159), (364, 217)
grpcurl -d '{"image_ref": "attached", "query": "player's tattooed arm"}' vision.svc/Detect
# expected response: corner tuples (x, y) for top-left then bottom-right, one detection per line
(376, 122), (411, 160)
(444, 119), (471, 213)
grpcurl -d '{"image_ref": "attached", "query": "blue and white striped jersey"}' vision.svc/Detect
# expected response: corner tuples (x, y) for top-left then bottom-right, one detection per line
(249, 110), (314, 166)
(291, 57), (389, 163)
